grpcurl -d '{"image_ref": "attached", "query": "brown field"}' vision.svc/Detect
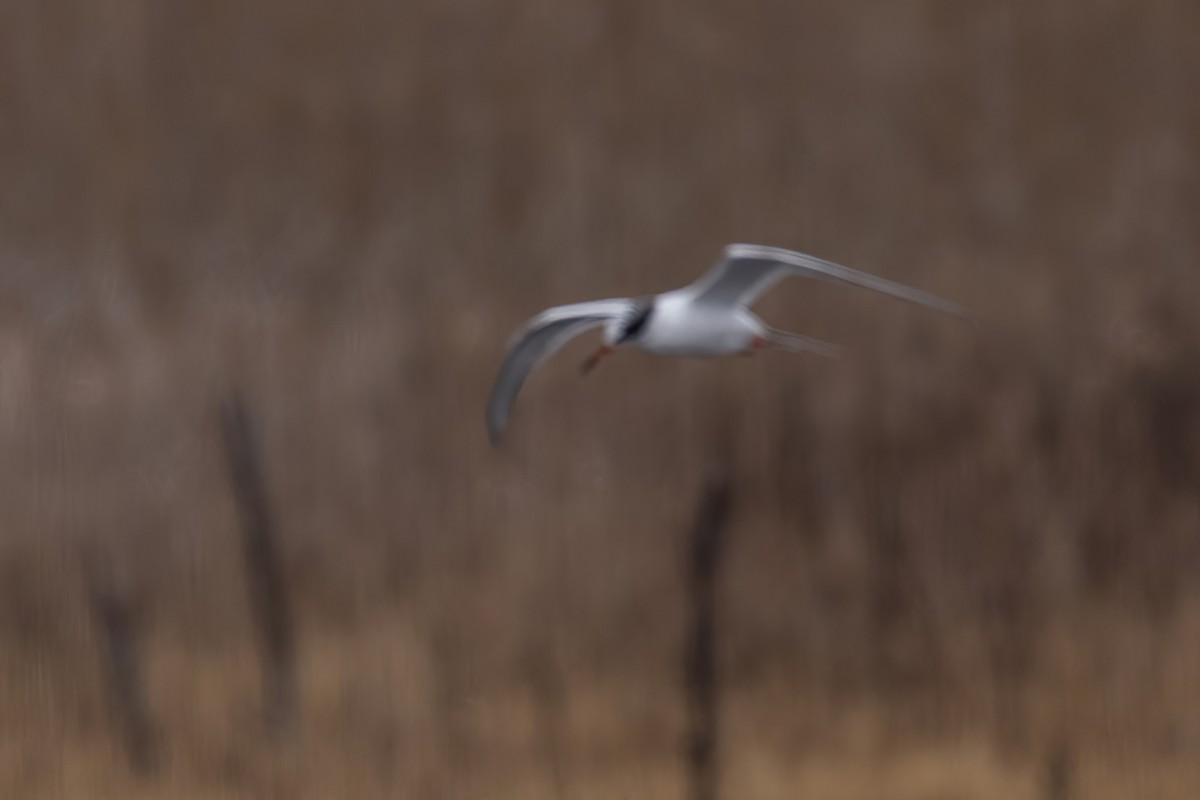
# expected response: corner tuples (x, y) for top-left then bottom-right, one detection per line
(2, 1), (1200, 797)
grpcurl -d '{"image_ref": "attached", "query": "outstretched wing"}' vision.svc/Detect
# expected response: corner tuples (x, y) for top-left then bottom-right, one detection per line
(685, 244), (972, 319)
(486, 299), (632, 444)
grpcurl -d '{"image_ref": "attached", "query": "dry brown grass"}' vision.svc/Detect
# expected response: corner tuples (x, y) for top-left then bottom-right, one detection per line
(2, 0), (1200, 797)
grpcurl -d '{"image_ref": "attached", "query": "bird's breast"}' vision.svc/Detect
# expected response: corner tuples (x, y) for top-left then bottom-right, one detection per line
(637, 299), (755, 356)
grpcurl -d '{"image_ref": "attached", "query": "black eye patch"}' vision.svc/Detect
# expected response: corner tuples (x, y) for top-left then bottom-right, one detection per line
(620, 300), (655, 341)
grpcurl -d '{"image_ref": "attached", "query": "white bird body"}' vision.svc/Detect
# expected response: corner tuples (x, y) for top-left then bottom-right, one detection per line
(611, 290), (762, 357)
(486, 243), (971, 444)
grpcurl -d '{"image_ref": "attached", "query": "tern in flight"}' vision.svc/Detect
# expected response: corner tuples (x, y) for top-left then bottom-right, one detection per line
(486, 244), (971, 444)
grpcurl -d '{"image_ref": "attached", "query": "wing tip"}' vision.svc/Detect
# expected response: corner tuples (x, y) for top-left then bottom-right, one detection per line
(486, 422), (505, 447)
(485, 397), (508, 447)
(936, 298), (978, 324)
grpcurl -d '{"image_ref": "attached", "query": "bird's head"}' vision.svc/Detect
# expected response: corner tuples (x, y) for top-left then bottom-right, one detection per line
(582, 298), (655, 375)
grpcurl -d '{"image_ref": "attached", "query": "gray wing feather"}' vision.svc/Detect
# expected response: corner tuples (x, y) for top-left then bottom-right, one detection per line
(486, 299), (630, 444)
(687, 244), (972, 320)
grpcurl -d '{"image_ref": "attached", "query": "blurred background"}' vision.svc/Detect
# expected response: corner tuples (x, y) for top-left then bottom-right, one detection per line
(2, 1), (1200, 798)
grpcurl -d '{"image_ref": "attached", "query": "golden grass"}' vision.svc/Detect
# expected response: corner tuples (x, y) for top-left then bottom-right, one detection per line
(6, 612), (1200, 798)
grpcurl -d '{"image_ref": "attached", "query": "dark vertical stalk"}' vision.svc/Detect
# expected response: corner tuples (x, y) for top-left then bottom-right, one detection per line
(86, 559), (156, 775)
(219, 393), (297, 737)
(1043, 737), (1073, 800)
(684, 475), (732, 800)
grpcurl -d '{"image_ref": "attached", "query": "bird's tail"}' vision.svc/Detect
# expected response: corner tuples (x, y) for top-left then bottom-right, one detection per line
(764, 327), (844, 359)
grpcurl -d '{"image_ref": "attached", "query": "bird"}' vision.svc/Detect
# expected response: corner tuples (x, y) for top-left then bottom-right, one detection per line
(486, 243), (972, 444)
